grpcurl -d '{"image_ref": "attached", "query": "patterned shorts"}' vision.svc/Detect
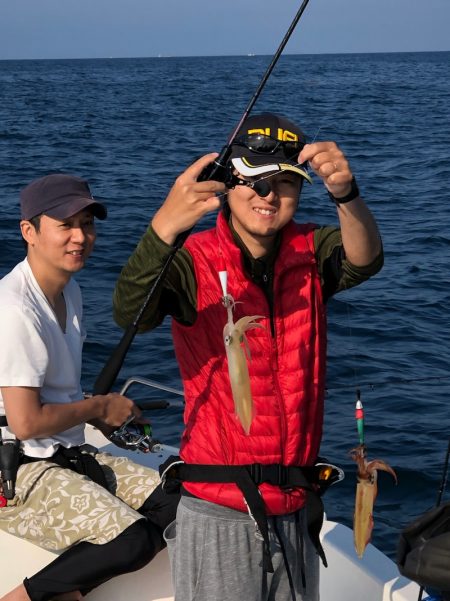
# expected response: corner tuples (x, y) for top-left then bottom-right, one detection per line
(0, 449), (160, 551)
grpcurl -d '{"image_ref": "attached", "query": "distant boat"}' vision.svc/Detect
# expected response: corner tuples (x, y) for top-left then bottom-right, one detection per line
(247, 53), (256, 57)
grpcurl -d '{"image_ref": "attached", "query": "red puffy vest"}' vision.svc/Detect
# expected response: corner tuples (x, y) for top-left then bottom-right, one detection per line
(171, 211), (327, 515)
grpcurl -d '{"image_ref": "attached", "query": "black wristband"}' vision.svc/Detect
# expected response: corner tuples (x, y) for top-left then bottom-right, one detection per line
(328, 177), (360, 205)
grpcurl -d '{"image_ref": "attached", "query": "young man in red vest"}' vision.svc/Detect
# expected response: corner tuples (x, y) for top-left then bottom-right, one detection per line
(113, 113), (383, 601)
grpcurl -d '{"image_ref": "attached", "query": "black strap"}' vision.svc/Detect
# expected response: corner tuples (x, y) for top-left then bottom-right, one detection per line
(305, 490), (327, 567)
(175, 462), (334, 490)
(23, 446), (108, 490)
(328, 176), (360, 205)
(272, 516), (296, 600)
(0, 416), (8, 428)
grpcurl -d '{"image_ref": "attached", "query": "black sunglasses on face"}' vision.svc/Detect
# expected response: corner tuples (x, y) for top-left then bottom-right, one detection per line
(234, 133), (305, 158)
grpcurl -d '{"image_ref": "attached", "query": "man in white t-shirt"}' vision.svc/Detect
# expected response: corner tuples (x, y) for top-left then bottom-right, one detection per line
(0, 174), (178, 601)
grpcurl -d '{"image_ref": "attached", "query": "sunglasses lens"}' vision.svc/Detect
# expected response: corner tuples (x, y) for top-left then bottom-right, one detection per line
(236, 134), (303, 157)
(243, 134), (279, 153)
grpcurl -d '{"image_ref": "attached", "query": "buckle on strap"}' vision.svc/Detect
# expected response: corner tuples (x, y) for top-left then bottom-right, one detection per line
(315, 462), (345, 488)
(248, 464), (289, 486)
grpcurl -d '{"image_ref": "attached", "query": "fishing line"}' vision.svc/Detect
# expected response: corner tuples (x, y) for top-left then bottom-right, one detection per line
(343, 300), (360, 394)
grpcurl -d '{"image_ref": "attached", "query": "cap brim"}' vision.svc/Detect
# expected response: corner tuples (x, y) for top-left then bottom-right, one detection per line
(44, 197), (107, 220)
(231, 157), (312, 184)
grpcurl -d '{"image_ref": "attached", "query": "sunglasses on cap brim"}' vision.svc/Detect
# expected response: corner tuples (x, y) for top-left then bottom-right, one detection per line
(234, 133), (306, 157)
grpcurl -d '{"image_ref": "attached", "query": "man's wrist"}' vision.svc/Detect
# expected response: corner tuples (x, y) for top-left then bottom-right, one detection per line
(151, 213), (178, 247)
(328, 177), (360, 205)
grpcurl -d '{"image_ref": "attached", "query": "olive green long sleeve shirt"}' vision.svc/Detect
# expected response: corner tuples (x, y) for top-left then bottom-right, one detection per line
(113, 216), (383, 332)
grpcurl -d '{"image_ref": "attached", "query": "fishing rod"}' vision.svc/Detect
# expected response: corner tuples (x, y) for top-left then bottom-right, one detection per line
(93, 0), (312, 396)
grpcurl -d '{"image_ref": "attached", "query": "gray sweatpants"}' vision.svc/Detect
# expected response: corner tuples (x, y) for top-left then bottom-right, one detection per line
(164, 496), (320, 601)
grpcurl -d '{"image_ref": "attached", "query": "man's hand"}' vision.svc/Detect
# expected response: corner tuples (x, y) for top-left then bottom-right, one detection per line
(299, 141), (382, 267)
(98, 392), (143, 428)
(299, 142), (356, 200)
(152, 153), (226, 246)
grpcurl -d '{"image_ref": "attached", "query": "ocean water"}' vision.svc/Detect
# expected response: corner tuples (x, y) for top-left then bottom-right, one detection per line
(0, 51), (449, 561)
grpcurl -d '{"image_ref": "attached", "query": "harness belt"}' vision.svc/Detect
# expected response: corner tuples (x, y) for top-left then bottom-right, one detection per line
(160, 456), (343, 573)
(22, 445), (109, 490)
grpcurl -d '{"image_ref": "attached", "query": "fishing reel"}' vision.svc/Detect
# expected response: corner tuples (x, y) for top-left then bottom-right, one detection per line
(223, 162), (272, 198)
(228, 173), (272, 198)
(109, 415), (161, 454)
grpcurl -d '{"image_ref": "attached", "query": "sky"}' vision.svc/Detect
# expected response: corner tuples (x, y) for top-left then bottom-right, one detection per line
(1, 0), (449, 60)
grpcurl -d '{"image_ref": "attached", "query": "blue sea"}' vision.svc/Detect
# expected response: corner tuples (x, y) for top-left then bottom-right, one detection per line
(0, 52), (449, 561)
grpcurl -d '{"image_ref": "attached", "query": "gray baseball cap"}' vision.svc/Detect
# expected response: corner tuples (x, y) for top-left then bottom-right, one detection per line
(20, 174), (107, 221)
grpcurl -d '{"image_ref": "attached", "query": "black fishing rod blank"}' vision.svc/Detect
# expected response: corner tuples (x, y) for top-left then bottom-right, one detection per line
(94, 0), (312, 395)
(198, 0), (312, 185)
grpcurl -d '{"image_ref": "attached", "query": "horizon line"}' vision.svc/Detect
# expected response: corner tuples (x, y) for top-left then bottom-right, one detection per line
(1, 49), (449, 62)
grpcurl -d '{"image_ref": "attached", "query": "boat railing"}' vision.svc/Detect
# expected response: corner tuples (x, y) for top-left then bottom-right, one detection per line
(119, 376), (184, 411)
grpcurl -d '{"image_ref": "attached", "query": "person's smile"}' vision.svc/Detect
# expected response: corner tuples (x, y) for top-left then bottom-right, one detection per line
(252, 205), (278, 217)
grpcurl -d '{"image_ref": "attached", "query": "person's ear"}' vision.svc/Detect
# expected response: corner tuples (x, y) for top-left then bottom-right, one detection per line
(20, 220), (37, 246)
